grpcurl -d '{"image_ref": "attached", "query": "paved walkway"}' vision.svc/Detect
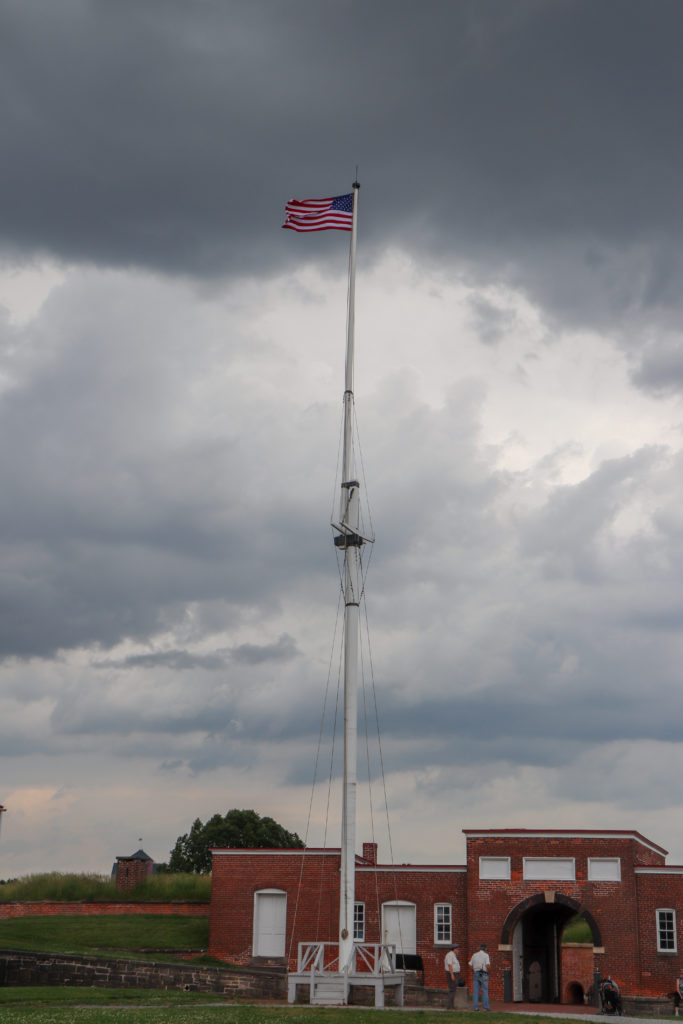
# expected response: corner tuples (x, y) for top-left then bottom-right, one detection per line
(483, 1004), (672, 1022)
(505, 1014), (665, 1023)
(492, 1003), (603, 1015)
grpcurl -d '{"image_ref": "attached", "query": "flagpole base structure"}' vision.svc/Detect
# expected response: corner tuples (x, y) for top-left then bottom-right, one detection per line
(287, 943), (404, 1007)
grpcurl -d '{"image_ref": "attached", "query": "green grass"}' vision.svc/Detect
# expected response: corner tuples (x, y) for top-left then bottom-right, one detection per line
(0, 913), (209, 959)
(561, 914), (592, 944)
(0, 986), (229, 1006)
(0, 872), (211, 902)
(0, 1001), (617, 1024)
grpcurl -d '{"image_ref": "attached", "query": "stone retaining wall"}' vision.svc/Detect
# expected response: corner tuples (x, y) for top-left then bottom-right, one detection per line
(622, 996), (674, 1018)
(1, 949), (670, 1014)
(0, 950), (285, 999)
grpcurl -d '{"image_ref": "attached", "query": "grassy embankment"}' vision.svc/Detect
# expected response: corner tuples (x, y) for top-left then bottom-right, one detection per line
(0, 871), (212, 961)
(0, 912), (211, 960)
(0, 871), (211, 902)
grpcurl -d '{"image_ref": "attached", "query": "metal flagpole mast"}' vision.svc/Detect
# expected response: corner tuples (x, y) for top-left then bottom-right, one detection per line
(336, 179), (361, 971)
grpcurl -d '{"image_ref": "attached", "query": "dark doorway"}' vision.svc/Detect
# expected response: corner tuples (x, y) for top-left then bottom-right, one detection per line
(565, 981), (584, 1004)
(516, 902), (576, 1003)
(504, 894), (601, 1005)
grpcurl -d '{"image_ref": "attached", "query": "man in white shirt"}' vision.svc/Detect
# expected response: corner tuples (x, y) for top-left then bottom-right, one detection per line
(469, 943), (491, 1011)
(444, 943), (460, 1009)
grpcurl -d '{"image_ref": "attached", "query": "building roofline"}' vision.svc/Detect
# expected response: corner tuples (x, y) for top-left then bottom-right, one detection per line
(463, 828), (667, 857)
(116, 848), (153, 861)
(357, 865), (467, 873)
(211, 847), (338, 855)
(209, 848), (467, 871)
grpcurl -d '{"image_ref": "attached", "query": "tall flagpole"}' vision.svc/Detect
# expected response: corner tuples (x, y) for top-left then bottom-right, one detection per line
(336, 180), (362, 971)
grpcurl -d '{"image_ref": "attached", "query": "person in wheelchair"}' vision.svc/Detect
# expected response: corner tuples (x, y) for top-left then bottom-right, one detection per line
(600, 975), (623, 1015)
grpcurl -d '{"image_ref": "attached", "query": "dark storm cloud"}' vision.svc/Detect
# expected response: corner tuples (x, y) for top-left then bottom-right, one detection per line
(231, 633), (300, 664)
(631, 338), (683, 395)
(3, 0), (683, 332)
(95, 649), (229, 671)
(94, 633), (298, 670)
(39, 625), (682, 768)
(0, 272), (336, 660)
(467, 296), (518, 348)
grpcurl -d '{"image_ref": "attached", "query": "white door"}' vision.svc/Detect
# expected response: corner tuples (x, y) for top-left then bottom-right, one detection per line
(512, 918), (524, 1001)
(382, 901), (417, 956)
(253, 890), (287, 957)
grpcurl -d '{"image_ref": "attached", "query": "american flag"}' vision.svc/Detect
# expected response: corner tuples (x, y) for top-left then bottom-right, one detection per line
(282, 193), (354, 232)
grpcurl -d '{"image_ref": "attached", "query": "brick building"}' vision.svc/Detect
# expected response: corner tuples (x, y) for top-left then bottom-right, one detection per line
(114, 848), (154, 892)
(209, 827), (683, 1003)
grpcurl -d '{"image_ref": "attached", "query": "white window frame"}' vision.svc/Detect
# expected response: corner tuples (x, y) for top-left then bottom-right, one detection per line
(523, 857), (575, 881)
(353, 901), (365, 941)
(479, 856), (511, 880)
(657, 908), (677, 953)
(434, 903), (452, 944)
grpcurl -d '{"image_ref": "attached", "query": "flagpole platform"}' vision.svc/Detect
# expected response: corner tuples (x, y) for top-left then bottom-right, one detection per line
(287, 942), (405, 1007)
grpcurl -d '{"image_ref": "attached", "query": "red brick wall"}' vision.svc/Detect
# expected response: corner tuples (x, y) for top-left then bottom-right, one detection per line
(561, 944), (593, 1002)
(209, 850), (340, 966)
(355, 867), (467, 988)
(635, 870), (683, 997)
(0, 901), (209, 919)
(209, 850), (467, 988)
(465, 833), (656, 1000)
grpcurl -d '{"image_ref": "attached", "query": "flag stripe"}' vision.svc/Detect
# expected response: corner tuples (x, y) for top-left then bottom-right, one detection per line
(283, 193), (354, 232)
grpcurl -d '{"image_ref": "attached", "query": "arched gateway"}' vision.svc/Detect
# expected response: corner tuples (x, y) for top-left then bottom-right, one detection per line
(501, 893), (601, 1003)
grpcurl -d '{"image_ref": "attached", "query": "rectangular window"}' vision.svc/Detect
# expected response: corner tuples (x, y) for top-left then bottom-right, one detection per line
(657, 909), (677, 952)
(480, 856), (511, 880)
(353, 902), (365, 941)
(588, 858), (621, 882)
(523, 857), (575, 881)
(434, 903), (452, 944)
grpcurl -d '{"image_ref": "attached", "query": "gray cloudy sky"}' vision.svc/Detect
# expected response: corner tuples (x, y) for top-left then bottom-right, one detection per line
(2, 0), (683, 877)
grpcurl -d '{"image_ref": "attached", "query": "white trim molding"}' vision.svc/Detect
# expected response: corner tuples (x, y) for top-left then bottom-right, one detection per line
(636, 866), (683, 875)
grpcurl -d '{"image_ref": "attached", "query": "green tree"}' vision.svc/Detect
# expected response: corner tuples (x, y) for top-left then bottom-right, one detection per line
(168, 809), (303, 873)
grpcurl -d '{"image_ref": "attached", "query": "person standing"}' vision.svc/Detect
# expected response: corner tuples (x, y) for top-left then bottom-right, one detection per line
(444, 943), (461, 1009)
(469, 943), (491, 1011)
(674, 969), (683, 1016)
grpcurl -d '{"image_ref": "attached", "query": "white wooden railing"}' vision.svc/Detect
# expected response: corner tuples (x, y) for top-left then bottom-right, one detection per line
(296, 940), (397, 976)
(290, 941), (404, 1007)
(296, 941), (339, 975)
